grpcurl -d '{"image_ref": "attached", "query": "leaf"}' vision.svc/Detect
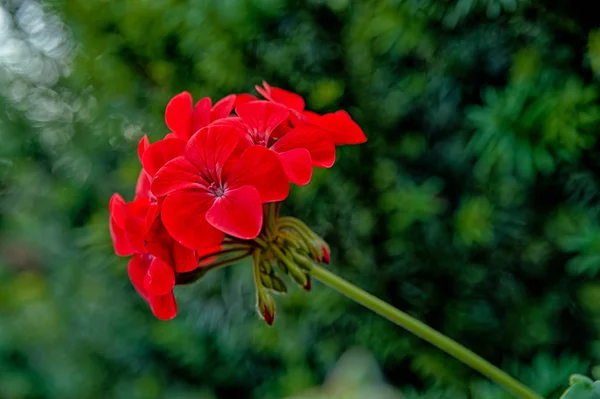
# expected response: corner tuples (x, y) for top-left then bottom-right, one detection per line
(559, 375), (600, 399)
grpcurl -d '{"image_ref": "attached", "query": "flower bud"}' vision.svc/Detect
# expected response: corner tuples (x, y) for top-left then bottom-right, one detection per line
(303, 276), (312, 291)
(257, 291), (275, 325)
(321, 245), (331, 264)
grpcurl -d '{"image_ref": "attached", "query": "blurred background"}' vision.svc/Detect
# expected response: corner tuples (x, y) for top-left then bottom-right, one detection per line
(2, 0), (600, 398)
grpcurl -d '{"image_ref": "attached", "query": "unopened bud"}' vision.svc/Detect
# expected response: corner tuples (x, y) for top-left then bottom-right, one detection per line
(270, 274), (288, 294)
(289, 250), (315, 272)
(288, 264), (309, 288)
(303, 276), (312, 291)
(275, 259), (288, 274)
(321, 245), (330, 264)
(260, 273), (274, 290)
(257, 291), (275, 325)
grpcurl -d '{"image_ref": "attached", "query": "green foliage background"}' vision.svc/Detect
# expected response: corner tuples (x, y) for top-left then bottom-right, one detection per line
(2, 0), (600, 397)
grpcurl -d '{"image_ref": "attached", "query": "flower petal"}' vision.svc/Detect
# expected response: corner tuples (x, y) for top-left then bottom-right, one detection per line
(271, 125), (336, 168)
(127, 196), (151, 219)
(138, 135), (150, 164)
(316, 111), (367, 145)
(161, 190), (224, 250)
(211, 94), (236, 121)
(149, 292), (177, 320)
(185, 124), (239, 182)
(109, 193), (129, 228)
(145, 201), (161, 229)
(145, 215), (198, 273)
(235, 101), (290, 141)
(276, 149), (312, 186)
(152, 156), (207, 197)
(165, 92), (193, 140)
(135, 169), (152, 199)
(234, 93), (258, 106)
(110, 216), (135, 256)
(192, 97), (212, 133)
(128, 254), (151, 300)
(256, 81), (305, 112)
(210, 117), (253, 160)
(144, 257), (175, 296)
(125, 215), (147, 253)
(226, 145), (290, 202)
(206, 186), (263, 239)
(142, 136), (187, 178)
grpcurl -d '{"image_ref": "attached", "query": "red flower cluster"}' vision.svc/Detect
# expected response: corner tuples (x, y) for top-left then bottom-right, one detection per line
(109, 82), (366, 320)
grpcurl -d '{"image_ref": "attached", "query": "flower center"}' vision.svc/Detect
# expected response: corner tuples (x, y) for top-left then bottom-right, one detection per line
(208, 182), (225, 197)
(250, 128), (267, 146)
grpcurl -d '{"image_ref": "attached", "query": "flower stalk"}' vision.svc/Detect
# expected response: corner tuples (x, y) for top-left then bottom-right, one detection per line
(309, 264), (543, 399)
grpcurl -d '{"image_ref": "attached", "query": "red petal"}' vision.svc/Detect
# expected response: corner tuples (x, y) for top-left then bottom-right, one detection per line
(192, 97), (212, 133)
(125, 216), (147, 253)
(276, 149), (312, 186)
(235, 101), (290, 141)
(209, 117), (253, 160)
(271, 125), (336, 168)
(206, 186), (263, 239)
(109, 193), (129, 228)
(110, 216), (135, 256)
(234, 93), (258, 106)
(144, 257), (175, 296)
(135, 169), (152, 199)
(226, 145), (290, 202)
(301, 110), (321, 123)
(149, 292), (177, 320)
(128, 254), (151, 300)
(317, 111), (367, 145)
(145, 201), (160, 228)
(165, 92), (193, 140)
(138, 135), (150, 164)
(256, 81), (305, 112)
(170, 240), (198, 273)
(127, 196), (151, 219)
(152, 156), (207, 197)
(145, 215), (198, 273)
(211, 94), (236, 121)
(161, 190), (224, 249)
(185, 124), (239, 182)
(269, 121), (293, 141)
(142, 136), (187, 178)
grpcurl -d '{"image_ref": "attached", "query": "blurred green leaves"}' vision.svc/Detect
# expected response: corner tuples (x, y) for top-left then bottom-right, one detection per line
(455, 196), (494, 247)
(468, 73), (600, 181)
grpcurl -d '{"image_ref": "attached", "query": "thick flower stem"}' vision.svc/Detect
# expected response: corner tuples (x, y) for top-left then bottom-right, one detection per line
(310, 264), (542, 399)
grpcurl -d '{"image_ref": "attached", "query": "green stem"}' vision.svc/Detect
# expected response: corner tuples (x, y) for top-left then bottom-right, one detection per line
(198, 247), (250, 262)
(310, 264), (542, 399)
(198, 251), (253, 272)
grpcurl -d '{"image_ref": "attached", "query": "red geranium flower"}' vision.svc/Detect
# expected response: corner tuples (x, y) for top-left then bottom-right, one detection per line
(255, 81), (305, 112)
(216, 100), (336, 186)
(165, 91), (237, 141)
(152, 123), (289, 250)
(109, 84), (368, 321)
(109, 190), (178, 320)
(255, 81), (367, 147)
